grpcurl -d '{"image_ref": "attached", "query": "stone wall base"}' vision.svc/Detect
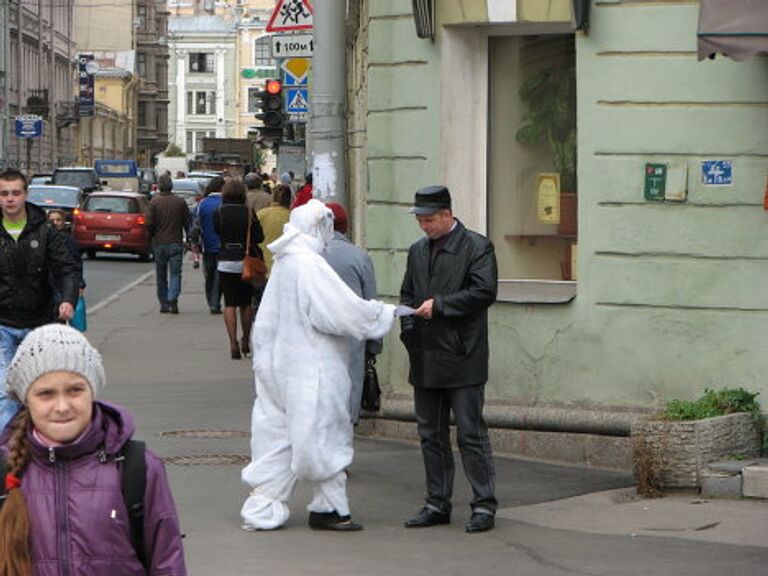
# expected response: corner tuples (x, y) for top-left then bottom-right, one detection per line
(356, 417), (633, 471)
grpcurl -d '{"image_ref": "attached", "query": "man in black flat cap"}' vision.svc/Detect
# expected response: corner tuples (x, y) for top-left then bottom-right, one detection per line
(399, 185), (498, 533)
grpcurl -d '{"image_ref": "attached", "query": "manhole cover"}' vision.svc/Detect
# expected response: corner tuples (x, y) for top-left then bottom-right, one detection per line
(163, 454), (250, 466)
(160, 429), (249, 439)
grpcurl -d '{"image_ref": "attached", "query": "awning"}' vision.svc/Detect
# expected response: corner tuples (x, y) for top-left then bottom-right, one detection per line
(698, 0), (768, 61)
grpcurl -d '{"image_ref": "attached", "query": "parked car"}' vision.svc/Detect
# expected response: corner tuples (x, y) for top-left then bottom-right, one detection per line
(171, 179), (204, 212)
(27, 185), (84, 231)
(29, 173), (52, 186)
(52, 167), (103, 194)
(73, 192), (151, 261)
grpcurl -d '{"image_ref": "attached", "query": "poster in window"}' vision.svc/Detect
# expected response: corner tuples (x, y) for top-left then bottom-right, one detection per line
(537, 173), (560, 224)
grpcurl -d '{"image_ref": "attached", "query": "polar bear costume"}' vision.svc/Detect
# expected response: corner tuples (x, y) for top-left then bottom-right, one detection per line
(241, 200), (395, 530)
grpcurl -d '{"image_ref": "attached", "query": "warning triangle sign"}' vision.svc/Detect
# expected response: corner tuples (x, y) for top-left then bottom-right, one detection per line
(267, 0), (314, 32)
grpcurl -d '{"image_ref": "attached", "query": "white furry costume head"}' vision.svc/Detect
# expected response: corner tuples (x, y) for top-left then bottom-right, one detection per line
(269, 199), (335, 256)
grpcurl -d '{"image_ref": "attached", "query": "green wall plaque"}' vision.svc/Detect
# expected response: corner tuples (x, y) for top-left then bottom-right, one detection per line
(644, 163), (667, 201)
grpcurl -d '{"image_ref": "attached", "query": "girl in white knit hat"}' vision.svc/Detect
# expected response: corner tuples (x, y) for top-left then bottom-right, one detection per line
(0, 324), (187, 576)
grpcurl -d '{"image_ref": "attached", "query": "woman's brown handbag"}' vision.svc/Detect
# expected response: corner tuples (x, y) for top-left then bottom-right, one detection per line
(241, 208), (267, 285)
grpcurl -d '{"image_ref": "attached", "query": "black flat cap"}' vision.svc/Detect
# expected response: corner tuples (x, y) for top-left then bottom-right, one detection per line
(409, 185), (452, 215)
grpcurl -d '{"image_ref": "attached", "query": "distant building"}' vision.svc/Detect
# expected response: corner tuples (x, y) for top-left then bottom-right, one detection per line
(73, 0), (169, 167)
(167, 16), (237, 154)
(1, 1), (78, 172)
(135, 0), (171, 166)
(167, 0), (278, 158)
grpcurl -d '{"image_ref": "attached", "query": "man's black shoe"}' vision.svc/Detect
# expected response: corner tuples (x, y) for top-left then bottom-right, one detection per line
(160, 307), (170, 314)
(465, 512), (495, 533)
(169, 300), (179, 314)
(210, 308), (222, 315)
(404, 508), (450, 528)
(308, 511), (363, 531)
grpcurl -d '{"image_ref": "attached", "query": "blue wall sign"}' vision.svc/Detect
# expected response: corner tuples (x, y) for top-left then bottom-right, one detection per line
(15, 115), (43, 138)
(701, 160), (733, 186)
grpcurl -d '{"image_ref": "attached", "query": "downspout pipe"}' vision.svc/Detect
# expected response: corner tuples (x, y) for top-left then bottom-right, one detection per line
(372, 399), (647, 437)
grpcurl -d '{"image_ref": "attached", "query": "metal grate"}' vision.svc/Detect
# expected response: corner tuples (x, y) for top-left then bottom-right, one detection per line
(163, 454), (250, 466)
(159, 429), (249, 439)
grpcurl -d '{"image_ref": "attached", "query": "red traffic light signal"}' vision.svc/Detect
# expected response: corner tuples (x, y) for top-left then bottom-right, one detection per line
(255, 78), (285, 129)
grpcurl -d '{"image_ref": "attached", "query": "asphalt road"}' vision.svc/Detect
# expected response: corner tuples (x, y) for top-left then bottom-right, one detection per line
(82, 253), (154, 306)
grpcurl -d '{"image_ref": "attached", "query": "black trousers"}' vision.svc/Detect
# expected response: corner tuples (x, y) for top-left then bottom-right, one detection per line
(413, 385), (497, 516)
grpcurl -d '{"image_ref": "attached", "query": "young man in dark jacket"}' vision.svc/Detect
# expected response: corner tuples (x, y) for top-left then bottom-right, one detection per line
(0, 169), (79, 433)
(148, 173), (190, 314)
(400, 185), (499, 533)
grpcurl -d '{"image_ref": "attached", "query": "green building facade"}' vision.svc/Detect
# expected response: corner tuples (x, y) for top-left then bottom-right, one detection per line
(347, 0), (767, 456)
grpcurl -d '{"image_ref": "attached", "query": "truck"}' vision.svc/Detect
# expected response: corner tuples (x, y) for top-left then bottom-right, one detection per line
(188, 138), (256, 177)
(94, 159), (140, 193)
(154, 154), (190, 178)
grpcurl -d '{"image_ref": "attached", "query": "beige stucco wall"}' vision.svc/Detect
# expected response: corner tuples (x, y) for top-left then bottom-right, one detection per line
(74, 2), (132, 52)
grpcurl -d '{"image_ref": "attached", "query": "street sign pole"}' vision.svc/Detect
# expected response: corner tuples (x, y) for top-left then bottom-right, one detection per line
(309, 0), (347, 205)
(25, 138), (33, 178)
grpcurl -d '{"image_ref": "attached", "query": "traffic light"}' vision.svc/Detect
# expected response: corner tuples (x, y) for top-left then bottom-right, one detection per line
(255, 79), (285, 141)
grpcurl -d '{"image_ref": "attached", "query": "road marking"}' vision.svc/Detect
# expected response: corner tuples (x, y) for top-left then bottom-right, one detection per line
(90, 270), (154, 315)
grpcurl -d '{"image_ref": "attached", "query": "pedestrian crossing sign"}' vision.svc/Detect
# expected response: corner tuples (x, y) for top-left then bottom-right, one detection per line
(267, 0), (314, 32)
(286, 88), (309, 114)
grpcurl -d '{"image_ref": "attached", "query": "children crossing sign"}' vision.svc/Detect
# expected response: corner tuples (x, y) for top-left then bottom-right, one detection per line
(267, 0), (314, 32)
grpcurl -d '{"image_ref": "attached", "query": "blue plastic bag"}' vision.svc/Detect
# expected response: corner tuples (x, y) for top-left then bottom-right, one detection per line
(70, 296), (87, 332)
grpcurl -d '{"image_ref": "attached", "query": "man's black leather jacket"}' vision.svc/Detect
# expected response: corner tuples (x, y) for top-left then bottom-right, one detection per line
(0, 202), (79, 328)
(400, 219), (497, 388)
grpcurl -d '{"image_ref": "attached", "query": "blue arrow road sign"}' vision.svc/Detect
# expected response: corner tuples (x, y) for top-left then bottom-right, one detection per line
(15, 116), (43, 138)
(285, 88), (309, 114)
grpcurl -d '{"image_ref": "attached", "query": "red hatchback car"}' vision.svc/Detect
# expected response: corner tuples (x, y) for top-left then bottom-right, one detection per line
(73, 192), (152, 261)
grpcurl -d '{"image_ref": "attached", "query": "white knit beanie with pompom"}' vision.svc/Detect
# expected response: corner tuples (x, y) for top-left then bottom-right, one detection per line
(6, 324), (105, 403)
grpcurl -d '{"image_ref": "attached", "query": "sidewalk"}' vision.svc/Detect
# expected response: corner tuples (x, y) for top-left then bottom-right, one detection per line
(88, 263), (768, 576)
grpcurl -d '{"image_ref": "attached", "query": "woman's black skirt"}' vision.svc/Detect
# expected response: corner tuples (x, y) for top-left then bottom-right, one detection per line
(219, 271), (254, 307)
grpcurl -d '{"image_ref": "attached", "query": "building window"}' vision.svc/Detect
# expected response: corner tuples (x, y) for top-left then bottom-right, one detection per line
(488, 34), (577, 285)
(138, 102), (148, 127)
(189, 52), (214, 73)
(247, 87), (260, 113)
(186, 91), (216, 115)
(137, 5), (147, 30)
(254, 36), (273, 67)
(137, 53), (147, 79)
(186, 130), (193, 152)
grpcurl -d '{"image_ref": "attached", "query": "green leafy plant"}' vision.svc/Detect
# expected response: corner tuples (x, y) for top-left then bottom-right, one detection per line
(662, 388), (761, 421)
(515, 65), (577, 192)
(164, 143), (185, 157)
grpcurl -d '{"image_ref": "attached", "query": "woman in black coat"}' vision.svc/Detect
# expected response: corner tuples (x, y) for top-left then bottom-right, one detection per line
(213, 179), (264, 359)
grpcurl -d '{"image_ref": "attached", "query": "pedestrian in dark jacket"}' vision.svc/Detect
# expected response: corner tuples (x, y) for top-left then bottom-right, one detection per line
(213, 179), (264, 360)
(192, 176), (225, 314)
(400, 185), (499, 534)
(0, 324), (187, 576)
(148, 174), (190, 314)
(47, 209), (86, 317)
(0, 169), (79, 434)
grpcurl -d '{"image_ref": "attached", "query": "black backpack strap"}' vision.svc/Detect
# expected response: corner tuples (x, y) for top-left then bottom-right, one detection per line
(0, 454), (7, 509)
(120, 440), (147, 570)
